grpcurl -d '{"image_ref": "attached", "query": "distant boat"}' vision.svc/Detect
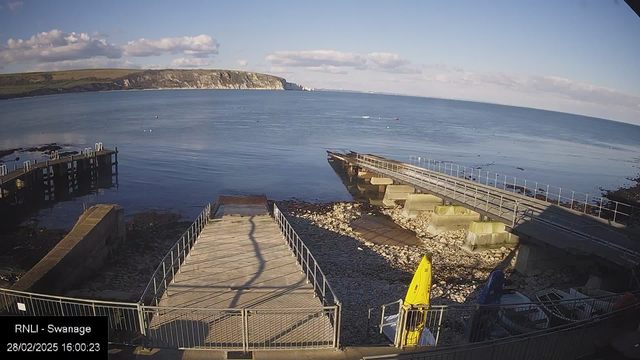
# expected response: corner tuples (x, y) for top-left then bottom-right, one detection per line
(362, 115), (370, 119)
(393, 117), (399, 120)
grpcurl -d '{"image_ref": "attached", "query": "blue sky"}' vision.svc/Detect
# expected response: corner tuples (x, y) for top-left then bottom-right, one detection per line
(1, 0), (639, 124)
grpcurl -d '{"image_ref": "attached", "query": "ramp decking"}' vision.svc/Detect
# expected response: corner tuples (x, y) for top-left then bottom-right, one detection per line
(148, 198), (334, 349)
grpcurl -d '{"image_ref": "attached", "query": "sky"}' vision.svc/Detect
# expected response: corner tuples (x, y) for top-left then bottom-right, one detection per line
(1, 0), (639, 125)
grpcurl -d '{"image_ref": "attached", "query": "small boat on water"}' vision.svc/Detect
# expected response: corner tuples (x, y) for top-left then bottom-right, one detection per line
(362, 115), (370, 119)
(498, 290), (549, 334)
(393, 117), (399, 120)
(535, 289), (596, 326)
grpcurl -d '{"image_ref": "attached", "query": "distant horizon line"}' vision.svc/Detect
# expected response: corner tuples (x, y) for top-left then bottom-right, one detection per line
(1, 67), (636, 127)
(309, 88), (639, 128)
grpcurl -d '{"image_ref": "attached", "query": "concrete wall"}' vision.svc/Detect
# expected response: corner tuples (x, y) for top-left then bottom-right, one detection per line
(514, 243), (589, 276)
(11, 204), (125, 295)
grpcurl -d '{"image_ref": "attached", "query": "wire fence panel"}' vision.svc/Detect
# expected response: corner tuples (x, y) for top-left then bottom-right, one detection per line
(246, 307), (337, 350)
(352, 153), (639, 265)
(0, 287), (142, 344)
(142, 306), (244, 350)
(408, 155), (639, 226)
(366, 301), (640, 360)
(272, 203), (342, 348)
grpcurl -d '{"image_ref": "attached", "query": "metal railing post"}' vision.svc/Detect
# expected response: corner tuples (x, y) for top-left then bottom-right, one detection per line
(546, 184), (550, 202)
(585, 194), (589, 213)
(559, 187), (563, 205)
(170, 250), (175, 283)
(153, 278), (158, 306)
(162, 262), (167, 295)
(435, 307), (444, 346)
(599, 197), (604, 217)
(137, 303), (147, 336)
(242, 308), (249, 352)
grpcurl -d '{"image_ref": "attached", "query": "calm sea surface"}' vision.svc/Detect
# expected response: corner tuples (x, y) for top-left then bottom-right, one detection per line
(1, 90), (639, 228)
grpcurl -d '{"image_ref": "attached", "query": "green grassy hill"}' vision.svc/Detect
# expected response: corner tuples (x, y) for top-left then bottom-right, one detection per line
(0, 69), (301, 99)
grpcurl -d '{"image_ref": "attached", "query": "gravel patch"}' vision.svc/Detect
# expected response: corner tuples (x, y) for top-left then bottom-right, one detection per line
(276, 200), (585, 346)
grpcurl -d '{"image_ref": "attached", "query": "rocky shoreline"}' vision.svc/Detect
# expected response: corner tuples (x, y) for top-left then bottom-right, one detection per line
(276, 200), (586, 345)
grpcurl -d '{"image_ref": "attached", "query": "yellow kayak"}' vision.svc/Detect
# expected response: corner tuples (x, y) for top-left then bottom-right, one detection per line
(402, 254), (433, 346)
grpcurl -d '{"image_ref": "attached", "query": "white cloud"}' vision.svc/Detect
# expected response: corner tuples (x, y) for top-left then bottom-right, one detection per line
(236, 59), (248, 67)
(123, 35), (219, 57)
(90, 31), (109, 38)
(29, 59), (140, 71)
(269, 66), (292, 74)
(0, 29), (122, 66)
(415, 69), (640, 111)
(266, 49), (420, 74)
(170, 57), (211, 68)
(266, 50), (366, 68)
(307, 65), (348, 74)
(8, 1), (23, 11)
(367, 52), (409, 69)
(142, 64), (166, 70)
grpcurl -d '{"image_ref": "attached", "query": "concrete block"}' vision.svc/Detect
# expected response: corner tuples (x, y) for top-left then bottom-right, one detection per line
(384, 185), (415, 200)
(382, 185), (415, 207)
(427, 206), (481, 233)
(370, 177), (393, 185)
(382, 198), (398, 207)
(401, 194), (443, 218)
(468, 221), (506, 234)
(358, 170), (373, 179)
(463, 221), (519, 251)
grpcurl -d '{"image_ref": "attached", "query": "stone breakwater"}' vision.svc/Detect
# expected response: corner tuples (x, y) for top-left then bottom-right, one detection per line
(276, 200), (583, 345)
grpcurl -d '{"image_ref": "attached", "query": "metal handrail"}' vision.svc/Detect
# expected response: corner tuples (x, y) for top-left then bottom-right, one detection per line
(1, 287), (139, 307)
(139, 203), (211, 306)
(273, 203), (341, 307)
(367, 300), (640, 359)
(353, 153), (639, 263)
(409, 155), (638, 225)
(272, 203), (342, 348)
